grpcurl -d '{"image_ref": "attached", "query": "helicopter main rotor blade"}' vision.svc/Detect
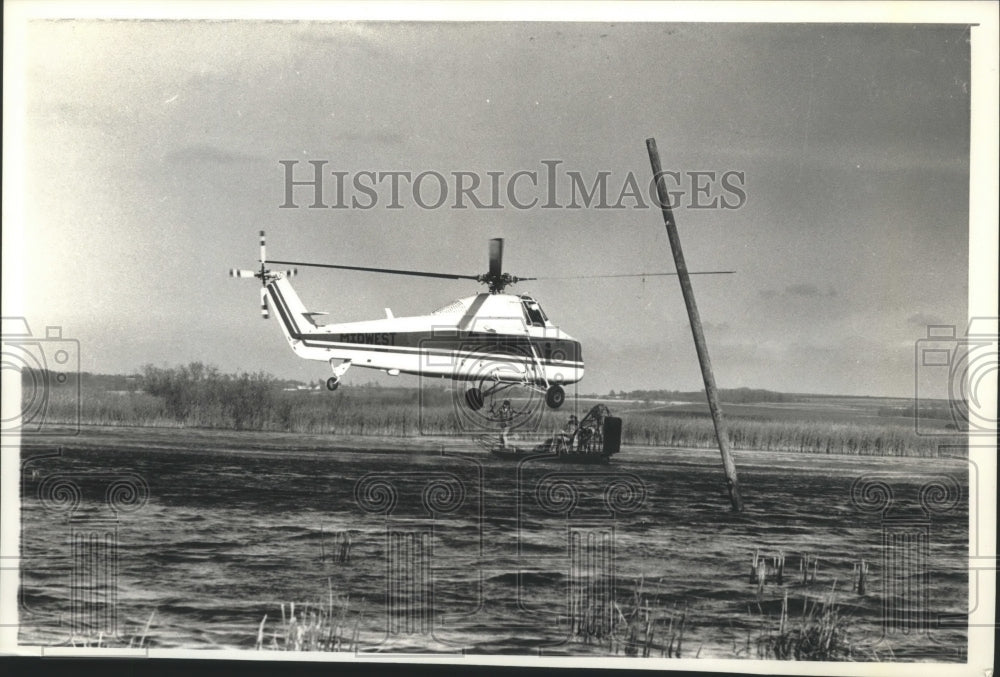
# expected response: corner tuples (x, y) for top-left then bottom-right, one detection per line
(533, 271), (735, 280)
(268, 260), (480, 281)
(488, 238), (503, 280)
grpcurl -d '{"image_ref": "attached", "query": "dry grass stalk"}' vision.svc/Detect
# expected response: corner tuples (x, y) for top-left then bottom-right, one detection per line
(570, 575), (690, 658)
(753, 586), (857, 660)
(259, 587), (365, 652)
(69, 608), (156, 649)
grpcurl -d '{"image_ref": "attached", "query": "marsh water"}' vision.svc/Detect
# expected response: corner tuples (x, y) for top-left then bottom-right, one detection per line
(18, 427), (968, 660)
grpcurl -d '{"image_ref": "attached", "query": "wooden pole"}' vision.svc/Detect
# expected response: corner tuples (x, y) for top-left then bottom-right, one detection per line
(646, 137), (744, 512)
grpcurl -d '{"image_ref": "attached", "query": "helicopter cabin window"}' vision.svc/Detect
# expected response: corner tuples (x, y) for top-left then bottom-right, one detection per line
(520, 296), (548, 327)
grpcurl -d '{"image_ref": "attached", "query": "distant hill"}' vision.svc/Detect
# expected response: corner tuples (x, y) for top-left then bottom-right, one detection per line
(606, 387), (793, 404)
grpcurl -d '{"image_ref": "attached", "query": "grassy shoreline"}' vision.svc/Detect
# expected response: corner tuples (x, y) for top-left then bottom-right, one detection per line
(21, 363), (966, 457)
(38, 388), (964, 459)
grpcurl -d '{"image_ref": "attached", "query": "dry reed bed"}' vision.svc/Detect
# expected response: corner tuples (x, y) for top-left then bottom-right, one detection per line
(37, 364), (964, 457)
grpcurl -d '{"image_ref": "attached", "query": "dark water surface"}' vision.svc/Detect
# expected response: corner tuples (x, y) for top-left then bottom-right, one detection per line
(18, 427), (969, 660)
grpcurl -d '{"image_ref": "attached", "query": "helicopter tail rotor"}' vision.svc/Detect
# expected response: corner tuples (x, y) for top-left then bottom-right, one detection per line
(230, 230), (295, 291)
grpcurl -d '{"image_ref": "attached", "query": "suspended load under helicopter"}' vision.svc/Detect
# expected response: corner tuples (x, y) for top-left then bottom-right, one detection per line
(484, 403), (624, 464)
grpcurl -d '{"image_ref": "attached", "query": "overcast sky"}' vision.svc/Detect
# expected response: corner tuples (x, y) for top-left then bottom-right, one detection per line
(9, 19), (975, 397)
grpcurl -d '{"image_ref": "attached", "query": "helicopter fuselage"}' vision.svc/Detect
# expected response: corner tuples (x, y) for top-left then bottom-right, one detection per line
(266, 277), (584, 388)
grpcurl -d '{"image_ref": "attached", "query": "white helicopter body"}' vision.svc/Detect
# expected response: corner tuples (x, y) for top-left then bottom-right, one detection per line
(266, 277), (582, 394)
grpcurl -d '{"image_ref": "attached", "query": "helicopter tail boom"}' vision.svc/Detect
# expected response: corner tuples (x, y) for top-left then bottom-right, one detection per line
(264, 277), (328, 354)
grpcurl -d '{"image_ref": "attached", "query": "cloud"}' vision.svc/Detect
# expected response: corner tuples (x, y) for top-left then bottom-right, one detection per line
(165, 144), (260, 164)
(29, 100), (119, 130)
(786, 283), (821, 297)
(760, 284), (838, 299)
(332, 131), (404, 145)
(907, 312), (947, 327)
(701, 320), (732, 333)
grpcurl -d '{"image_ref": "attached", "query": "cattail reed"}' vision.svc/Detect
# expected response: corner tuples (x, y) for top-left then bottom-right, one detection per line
(750, 549), (786, 589)
(799, 553), (820, 584)
(852, 559), (869, 595)
(339, 531), (352, 564)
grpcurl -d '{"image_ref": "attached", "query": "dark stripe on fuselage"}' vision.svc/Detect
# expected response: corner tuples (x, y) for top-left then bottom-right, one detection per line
(267, 282), (584, 366)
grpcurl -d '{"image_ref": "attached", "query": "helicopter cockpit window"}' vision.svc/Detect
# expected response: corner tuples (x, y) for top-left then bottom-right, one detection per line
(521, 298), (548, 327)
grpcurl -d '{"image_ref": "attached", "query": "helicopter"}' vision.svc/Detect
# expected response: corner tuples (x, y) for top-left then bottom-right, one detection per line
(230, 232), (732, 412)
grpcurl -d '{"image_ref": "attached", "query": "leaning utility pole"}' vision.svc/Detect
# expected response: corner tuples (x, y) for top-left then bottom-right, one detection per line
(646, 137), (744, 512)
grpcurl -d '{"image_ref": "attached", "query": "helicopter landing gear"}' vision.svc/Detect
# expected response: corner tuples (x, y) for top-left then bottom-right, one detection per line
(465, 388), (485, 411)
(327, 359), (352, 393)
(463, 382), (567, 412)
